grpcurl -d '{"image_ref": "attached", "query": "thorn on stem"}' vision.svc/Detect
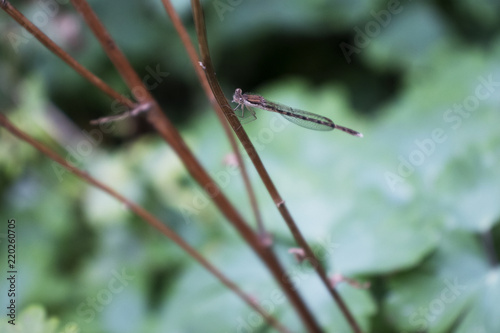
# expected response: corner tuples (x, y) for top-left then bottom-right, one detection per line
(288, 247), (306, 263)
(259, 232), (273, 247)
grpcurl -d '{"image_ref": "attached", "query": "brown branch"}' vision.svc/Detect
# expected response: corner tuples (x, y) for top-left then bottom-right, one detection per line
(159, 0), (267, 240)
(189, 1), (328, 332)
(90, 102), (152, 124)
(69, 0), (321, 331)
(189, 1), (362, 332)
(0, 113), (290, 333)
(0, 0), (134, 109)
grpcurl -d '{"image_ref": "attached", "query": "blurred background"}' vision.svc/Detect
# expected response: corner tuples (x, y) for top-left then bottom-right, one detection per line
(1, 0), (500, 332)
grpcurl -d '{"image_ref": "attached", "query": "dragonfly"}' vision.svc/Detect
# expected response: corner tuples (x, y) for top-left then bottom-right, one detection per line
(232, 88), (363, 137)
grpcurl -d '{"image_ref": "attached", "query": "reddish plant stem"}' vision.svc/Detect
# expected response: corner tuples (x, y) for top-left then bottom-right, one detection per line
(0, 0), (134, 109)
(70, 0), (322, 331)
(189, 1), (362, 332)
(0, 113), (289, 333)
(159, 0), (266, 239)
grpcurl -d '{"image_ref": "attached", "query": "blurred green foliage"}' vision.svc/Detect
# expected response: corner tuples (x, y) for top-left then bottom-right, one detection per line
(1, 0), (500, 332)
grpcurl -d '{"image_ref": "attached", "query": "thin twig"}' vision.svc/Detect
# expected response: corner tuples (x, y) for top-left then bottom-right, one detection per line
(69, 0), (320, 331)
(0, 0), (134, 109)
(190, 1), (327, 332)
(0, 113), (290, 333)
(159, 0), (267, 240)
(90, 102), (152, 124)
(190, 1), (362, 332)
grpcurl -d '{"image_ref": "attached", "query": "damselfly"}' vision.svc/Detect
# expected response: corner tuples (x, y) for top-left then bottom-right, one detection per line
(232, 88), (363, 137)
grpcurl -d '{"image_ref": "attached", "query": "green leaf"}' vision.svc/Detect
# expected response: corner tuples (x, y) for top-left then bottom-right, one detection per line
(156, 242), (376, 332)
(0, 305), (79, 333)
(383, 231), (490, 333)
(455, 268), (500, 333)
(328, 200), (442, 275)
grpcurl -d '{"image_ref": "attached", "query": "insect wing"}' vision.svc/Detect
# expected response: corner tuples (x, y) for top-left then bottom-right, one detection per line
(271, 103), (334, 131)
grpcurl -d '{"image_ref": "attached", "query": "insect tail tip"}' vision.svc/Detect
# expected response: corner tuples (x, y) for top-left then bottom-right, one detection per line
(336, 124), (363, 138)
